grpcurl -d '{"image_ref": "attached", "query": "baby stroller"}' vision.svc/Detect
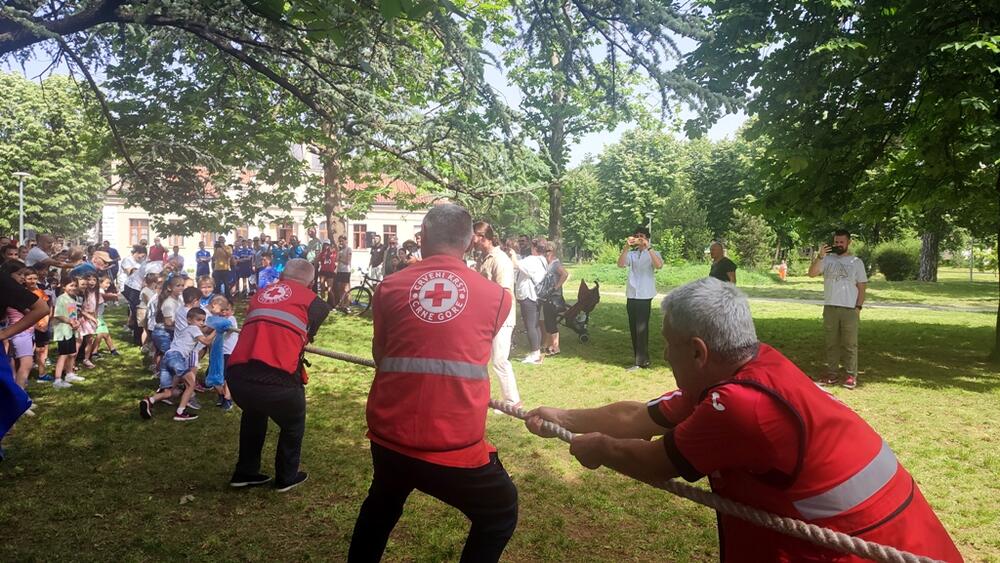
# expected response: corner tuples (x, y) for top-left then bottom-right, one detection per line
(542, 279), (600, 343)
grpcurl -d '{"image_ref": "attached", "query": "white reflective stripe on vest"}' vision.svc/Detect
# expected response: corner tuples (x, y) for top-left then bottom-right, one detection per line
(379, 357), (488, 380)
(793, 440), (898, 520)
(246, 308), (308, 333)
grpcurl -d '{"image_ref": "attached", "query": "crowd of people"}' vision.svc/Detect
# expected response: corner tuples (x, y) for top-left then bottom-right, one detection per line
(0, 209), (959, 561)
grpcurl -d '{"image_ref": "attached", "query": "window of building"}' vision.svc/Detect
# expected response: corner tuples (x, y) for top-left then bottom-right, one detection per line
(353, 224), (367, 249)
(166, 221), (184, 248)
(382, 224), (397, 244)
(275, 223), (294, 242)
(129, 219), (150, 246)
(201, 231), (218, 246)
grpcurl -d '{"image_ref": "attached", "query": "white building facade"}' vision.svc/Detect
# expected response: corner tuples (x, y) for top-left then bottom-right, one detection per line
(99, 185), (433, 281)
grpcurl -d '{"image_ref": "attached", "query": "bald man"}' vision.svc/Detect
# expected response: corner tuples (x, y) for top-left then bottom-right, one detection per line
(226, 258), (332, 492)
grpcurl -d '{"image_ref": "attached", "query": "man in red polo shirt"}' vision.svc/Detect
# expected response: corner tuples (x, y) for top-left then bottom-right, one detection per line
(525, 277), (962, 562)
(349, 204), (515, 563)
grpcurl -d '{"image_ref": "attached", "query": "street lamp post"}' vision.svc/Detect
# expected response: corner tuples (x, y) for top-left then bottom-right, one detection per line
(12, 172), (30, 243)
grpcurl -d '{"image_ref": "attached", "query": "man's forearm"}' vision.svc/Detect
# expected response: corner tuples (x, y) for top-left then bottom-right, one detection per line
(561, 401), (662, 439)
(597, 437), (679, 485)
(856, 283), (867, 307)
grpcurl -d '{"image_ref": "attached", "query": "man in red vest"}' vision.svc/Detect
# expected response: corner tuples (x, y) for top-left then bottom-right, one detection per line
(226, 258), (331, 492)
(348, 204), (516, 563)
(525, 277), (962, 562)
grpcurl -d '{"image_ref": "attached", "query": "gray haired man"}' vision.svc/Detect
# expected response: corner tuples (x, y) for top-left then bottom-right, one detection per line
(523, 277), (960, 562)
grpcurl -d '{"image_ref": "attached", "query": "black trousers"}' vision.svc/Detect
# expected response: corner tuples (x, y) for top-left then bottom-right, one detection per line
(213, 270), (231, 298)
(348, 442), (518, 563)
(228, 373), (306, 485)
(626, 298), (652, 366)
(122, 286), (142, 345)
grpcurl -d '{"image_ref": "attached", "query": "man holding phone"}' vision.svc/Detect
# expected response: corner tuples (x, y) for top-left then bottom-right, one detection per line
(617, 226), (663, 371)
(808, 229), (867, 389)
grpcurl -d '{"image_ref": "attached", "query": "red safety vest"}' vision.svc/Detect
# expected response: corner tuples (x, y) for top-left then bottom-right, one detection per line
(703, 345), (963, 562)
(366, 254), (512, 468)
(228, 279), (314, 383)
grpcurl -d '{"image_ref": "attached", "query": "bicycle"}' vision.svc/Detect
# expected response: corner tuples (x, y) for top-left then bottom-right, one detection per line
(346, 268), (380, 315)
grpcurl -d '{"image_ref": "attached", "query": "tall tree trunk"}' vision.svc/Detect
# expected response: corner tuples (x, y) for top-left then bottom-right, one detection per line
(990, 169), (1000, 363)
(546, 52), (568, 255)
(917, 230), (940, 282)
(322, 154), (347, 242)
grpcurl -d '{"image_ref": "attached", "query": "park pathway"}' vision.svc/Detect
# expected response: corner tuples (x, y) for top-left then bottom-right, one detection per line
(599, 291), (995, 314)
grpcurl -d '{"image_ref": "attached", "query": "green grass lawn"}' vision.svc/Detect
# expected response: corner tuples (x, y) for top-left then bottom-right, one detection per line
(568, 263), (1000, 309)
(2, 294), (998, 561)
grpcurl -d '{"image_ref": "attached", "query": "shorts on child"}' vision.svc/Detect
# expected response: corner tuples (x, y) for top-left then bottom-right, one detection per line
(151, 327), (172, 355)
(158, 350), (190, 389)
(96, 317), (109, 334)
(10, 331), (35, 358)
(57, 337), (77, 356)
(34, 329), (51, 347)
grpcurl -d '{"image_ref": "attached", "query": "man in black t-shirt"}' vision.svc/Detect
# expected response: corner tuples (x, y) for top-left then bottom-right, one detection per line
(708, 242), (737, 283)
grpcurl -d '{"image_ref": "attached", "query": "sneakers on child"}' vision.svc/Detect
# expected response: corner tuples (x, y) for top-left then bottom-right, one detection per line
(36, 374), (54, 383)
(172, 410), (198, 422)
(65, 373), (86, 383)
(81, 360), (96, 369)
(215, 395), (225, 407)
(139, 398), (152, 420)
(820, 374), (839, 386)
(221, 399), (234, 412)
(187, 397), (202, 410)
(842, 375), (857, 390)
(91, 352), (103, 360)
(110, 349), (121, 357)
(52, 379), (73, 389)
(194, 383), (209, 393)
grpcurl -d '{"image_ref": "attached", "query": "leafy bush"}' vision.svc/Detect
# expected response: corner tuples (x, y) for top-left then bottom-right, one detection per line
(593, 241), (623, 265)
(874, 240), (920, 281)
(852, 240), (876, 277)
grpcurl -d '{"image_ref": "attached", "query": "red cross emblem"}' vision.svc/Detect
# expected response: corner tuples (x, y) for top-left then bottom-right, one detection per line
(409, 270), (468, 323)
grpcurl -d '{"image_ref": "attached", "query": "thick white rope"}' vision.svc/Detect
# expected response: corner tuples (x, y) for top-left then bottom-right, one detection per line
(305, 346), (944, 563)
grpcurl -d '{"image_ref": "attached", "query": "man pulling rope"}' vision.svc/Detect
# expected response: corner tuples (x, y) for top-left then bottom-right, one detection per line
(306, 276), (963, 562)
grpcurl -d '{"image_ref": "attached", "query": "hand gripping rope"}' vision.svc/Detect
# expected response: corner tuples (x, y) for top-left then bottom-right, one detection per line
(303, 345), (945, 563)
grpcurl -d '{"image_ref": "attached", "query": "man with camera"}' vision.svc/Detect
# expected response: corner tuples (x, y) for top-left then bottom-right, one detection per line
(617, 226), (663, 371)
(808, 229), (867, 389)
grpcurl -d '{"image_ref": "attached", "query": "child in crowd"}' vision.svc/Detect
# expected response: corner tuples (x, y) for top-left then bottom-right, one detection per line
(90, 275), (120, 359)
(197, 275), (218, 309)
(76, 273), (99, 369)
(205, 295), (236, 411)
(137, 273), (160, 347)
(6, 268), (36, 391)
(24, 270), (53, 382)
(148, 275), (185, 373)
(139, 307), (216, 422)
(51, 277), (82, 388)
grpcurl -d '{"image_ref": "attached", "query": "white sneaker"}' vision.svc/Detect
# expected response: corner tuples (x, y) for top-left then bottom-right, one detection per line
(520, 353), (542, 364)
(65, 373), (86, 383)
(53, 379), (73, 389)
(23, 408), (36, 417)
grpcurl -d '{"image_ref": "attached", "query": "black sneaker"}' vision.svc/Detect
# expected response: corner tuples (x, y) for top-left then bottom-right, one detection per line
(172, 411), (198, 422)
(139, 398), (152, 420)
(110, 349), (121, 357)
(274, 472), (308, 493)
(229, 473), (272, 488)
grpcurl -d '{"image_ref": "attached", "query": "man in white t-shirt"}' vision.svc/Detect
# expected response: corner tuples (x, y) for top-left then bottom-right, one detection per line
(617, 226), (663, 371)
(808, 229), (868, 389)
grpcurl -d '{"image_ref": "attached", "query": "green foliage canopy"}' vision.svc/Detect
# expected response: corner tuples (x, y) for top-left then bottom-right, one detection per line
(0, 72), (106, 237)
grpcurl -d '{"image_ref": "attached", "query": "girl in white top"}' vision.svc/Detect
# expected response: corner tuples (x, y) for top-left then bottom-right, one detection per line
(511, 238), (549, 364)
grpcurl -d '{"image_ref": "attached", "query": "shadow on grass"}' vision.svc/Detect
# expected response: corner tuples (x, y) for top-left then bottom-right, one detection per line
(513, 298), (1000, 393)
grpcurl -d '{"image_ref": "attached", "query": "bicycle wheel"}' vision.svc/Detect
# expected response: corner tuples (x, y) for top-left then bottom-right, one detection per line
(348, 286), (373, 315)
